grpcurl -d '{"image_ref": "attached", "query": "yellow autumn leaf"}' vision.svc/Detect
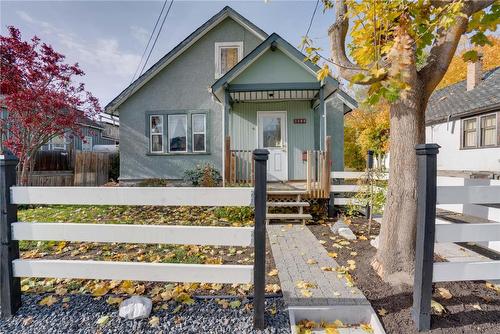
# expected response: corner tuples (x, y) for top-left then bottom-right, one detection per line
(265, 284), (281, 293)
(39, 295), (58, 307)
(149, 316), (160, 327)
(91, 283), (110, 297)
(106, 296), (123, 305)
(437, 287), (452, 300)
(325, 328), (339, 334)
(306, 259), (318, 265)
(268, 269), (279, 277)
(316, 64), (330, 81)
(96, 315), (110, 326)
(378, 308), (388, 316)
(358, 235), (368, 240)
(431, 300), (446, 314)
(321, 266), (334, 272)
(328, 252), (338, 259)
(120, 280), (135, 294)
(300, 289), (313, 297)
(360, 323), (374, 333)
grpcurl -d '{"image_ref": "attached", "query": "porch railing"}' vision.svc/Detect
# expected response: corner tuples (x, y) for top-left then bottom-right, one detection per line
(229, 149), (254, 186)
(306, 136), (331, 198)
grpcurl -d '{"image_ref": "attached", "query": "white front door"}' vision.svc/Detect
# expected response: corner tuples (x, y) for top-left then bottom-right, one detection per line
(258, 111), (288, 181)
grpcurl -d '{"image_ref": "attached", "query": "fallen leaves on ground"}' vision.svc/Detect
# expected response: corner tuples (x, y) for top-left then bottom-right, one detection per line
(360, 323), (374, 333)
(327, 252), (338, 259)
(437, 287), (452, 300)
(268, 269), (278, 277)
(300, 289), (313, 297)
(39, 295), (58, 306)
(149, 316), (160, 327)
(265, 284), (281, 293)
(485, 282), (500, 294)
(377, 308), (388, 316)
(96, 315), (110, 326)
(106, 296), (123, 305)
(306, 258), (318, 265)
(471, 303), (482, 310)
(431, 300), (446, 315)
(295, 319), (377, 334)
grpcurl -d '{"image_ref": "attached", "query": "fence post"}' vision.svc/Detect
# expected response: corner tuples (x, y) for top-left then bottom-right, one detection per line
(412, 143), (439, 332)
(366, 150), (374, 233)
(253, 148), (268, 330)
(0, 150), (21, 318)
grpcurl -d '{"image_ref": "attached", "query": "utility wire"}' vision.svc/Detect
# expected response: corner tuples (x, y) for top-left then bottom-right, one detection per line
(302, 0), (320, 50)
(139, 0), (175, 77)
(130, 0), (169, 83)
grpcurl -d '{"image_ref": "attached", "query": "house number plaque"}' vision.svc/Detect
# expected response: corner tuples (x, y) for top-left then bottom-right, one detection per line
(293, 118), (307, 124)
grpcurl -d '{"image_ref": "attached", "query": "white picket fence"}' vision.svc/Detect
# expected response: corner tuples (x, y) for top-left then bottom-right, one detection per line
(10, 186), (255, 284)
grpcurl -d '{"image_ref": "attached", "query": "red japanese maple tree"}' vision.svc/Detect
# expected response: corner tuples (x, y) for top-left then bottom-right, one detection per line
(0, 26), (100, 184)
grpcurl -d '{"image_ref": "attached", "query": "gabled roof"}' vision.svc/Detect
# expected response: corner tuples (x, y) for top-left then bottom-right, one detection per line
(211, 33), (339, 96)
(426, 66), (500, 124)
(105, 6), (268, 113)
(211, 33), (357, 109)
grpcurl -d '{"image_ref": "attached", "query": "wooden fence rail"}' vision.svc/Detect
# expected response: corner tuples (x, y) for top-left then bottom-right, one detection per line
(412, 144), (500, 331)
(0, 149), (270, 329)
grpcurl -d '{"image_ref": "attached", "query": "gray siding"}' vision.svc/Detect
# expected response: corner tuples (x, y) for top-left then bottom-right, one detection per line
(73, 126), (117, 151)
(117, 18), (262, 181)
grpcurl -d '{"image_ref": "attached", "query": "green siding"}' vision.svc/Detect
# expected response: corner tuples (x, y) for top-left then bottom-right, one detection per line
(230, 101), (315, 180)
(231, 49), (316, 85)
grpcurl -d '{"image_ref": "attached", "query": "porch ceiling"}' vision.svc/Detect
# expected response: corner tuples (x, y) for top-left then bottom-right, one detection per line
(229, 89), (319, 102)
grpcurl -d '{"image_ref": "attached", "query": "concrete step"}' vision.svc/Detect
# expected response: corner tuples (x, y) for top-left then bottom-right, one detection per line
(267, 201), (310, 207)
(267, 213), (312, 220)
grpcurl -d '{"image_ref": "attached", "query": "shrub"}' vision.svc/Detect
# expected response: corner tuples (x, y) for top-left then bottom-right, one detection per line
(184, 164), (222, 187)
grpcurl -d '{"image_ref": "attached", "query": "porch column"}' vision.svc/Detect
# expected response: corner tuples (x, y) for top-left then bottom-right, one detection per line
(319, 85), (325, 151)
(223, 87), (231, 186)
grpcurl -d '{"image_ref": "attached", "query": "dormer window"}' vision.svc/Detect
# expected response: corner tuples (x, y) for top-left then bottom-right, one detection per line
(215, 42), (243, 79)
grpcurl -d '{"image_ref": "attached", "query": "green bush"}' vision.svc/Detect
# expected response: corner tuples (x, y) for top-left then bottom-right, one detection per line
(184, 164), (222, 187)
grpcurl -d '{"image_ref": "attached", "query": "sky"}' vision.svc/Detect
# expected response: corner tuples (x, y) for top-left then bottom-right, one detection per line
(1, 0), (336, 107)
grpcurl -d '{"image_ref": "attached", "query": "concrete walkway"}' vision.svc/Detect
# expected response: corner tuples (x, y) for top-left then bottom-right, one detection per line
(268, 224), (369, 307)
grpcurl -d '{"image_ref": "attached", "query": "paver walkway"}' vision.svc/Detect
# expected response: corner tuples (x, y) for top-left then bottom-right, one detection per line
(268, 224), (369, 307)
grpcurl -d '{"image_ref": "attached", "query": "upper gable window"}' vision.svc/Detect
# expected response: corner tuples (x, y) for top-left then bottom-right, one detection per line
(215, 42), (243, 79)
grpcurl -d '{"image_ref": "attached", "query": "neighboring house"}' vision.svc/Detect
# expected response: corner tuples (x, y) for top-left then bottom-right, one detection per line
(426, 59), (500, 178)
(40, 115), (119, 152)
(105, 6), (356, 185)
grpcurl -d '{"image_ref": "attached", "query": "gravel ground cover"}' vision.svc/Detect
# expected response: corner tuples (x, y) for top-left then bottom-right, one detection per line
(309, 218), (500, 334)
(0, 295), (291, 334)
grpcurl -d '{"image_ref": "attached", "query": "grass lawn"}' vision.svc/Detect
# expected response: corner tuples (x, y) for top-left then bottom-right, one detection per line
(17, 205), (280, 304)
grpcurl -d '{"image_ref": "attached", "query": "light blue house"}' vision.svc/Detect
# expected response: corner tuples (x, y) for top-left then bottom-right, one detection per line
(106, 6), (356, 191)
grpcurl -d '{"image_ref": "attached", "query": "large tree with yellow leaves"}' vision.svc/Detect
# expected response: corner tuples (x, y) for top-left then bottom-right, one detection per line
(304, 0), (499, 284)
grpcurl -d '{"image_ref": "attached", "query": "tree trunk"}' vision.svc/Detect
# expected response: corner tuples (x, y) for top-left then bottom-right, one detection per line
(374, 81), (426, 285)
(20, 157), (30, 186)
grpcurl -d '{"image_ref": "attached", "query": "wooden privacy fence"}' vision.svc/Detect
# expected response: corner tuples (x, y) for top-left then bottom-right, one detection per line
(305, 136), (332, 198)
(0, 149), (270, 329)
(412, 144), (500, 331)
(73, 151), (111, 186)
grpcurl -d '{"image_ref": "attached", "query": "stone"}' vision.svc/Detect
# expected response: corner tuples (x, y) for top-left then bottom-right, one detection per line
(331, 220), (356, 240)
(118, 296), (152, 320)
(370, 236), (379, 249)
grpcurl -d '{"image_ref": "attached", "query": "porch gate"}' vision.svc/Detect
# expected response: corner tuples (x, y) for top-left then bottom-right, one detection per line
(0, 149), (269, 329)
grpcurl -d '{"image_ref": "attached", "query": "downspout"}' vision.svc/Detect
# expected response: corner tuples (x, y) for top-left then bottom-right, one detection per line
(319, 85), (326, 151)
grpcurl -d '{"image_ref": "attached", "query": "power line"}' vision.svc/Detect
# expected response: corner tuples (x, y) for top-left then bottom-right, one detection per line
(139, 0), (174, 77)
(302, 0), (320, 50)
(130, 0), (169, 83)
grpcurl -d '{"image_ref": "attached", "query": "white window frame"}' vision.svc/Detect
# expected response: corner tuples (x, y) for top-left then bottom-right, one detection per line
(215, 41), (243, 79)
(192, 113), (207, 153)
(81, 136), (93, 152)
(168, 114), (188, 153)
(479, 113), (497, 147)
(49, 134), (69, 151)
(461, 116), (478, 149)
(149, 115), (164, 154)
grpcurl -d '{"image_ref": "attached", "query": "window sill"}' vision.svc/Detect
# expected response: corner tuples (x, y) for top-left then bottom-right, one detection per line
(459, 145), (500, 150)
(146, 152), (210, 156)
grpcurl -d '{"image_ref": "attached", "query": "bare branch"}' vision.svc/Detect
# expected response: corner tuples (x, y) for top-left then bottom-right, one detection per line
(327, 0), (385, 85)
(419, 0), (495, 98)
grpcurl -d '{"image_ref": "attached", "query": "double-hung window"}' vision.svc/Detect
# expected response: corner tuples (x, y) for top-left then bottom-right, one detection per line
(462, 118), (477, 148)
(150, 115), (164, 153)
(480, 114), (497, 147)
(215, 42), (243, 78)
(192, 114), (206, 152)
(168, 114), (187, 152)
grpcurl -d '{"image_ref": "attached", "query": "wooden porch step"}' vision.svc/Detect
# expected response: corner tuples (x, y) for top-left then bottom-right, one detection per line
(267, 213), (312, 220)
(267, 190), (308, 196)
(267, 201), (310, 207)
